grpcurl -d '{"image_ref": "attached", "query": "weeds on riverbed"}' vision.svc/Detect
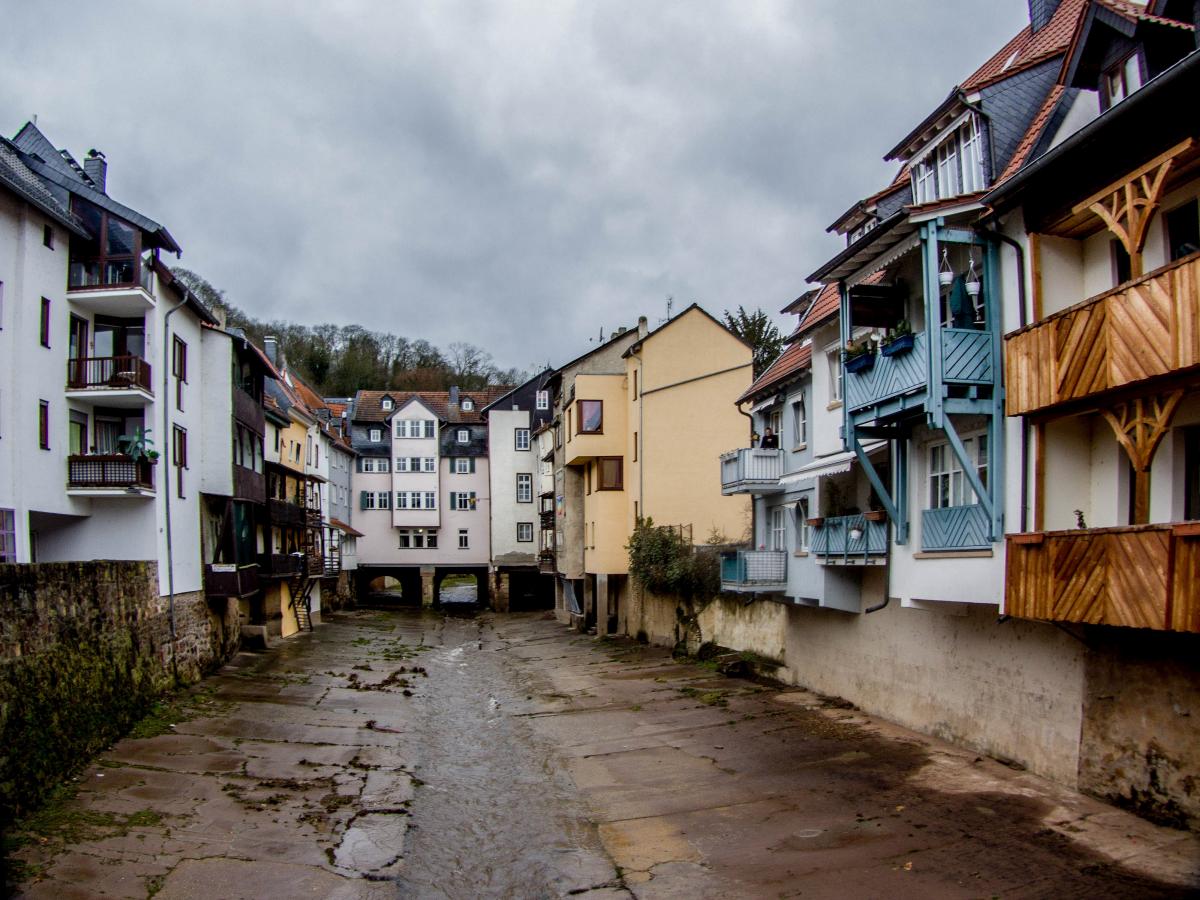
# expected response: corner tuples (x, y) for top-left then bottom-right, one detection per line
(128, 685), (235, 739)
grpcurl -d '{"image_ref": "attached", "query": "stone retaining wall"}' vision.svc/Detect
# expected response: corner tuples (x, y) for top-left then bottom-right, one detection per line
(0, 561), (239, 820)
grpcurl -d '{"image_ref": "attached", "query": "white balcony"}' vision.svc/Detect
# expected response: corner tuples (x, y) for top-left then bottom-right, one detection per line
(719, 448), (783, 495)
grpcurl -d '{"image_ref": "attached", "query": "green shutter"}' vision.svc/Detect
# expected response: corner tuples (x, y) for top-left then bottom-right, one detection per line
(449, 491), (457, 510)
(469, 457), (476, 474)
(360, 491), (369, 510)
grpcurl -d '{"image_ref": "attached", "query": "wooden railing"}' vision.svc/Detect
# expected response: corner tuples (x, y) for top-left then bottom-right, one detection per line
(257, 553), (304, 579)
(67, 454), (154, 490)
(1005, 252), (1200, 416)
(811, 514), (888, 564)
(538, 552), (556, 574)
(1005, 523), (1200, 633)
(66, 355), (152, 392)
(845, 328), (994, 416)
(205, 563), (260, 598)
(921, 504), (990, 551)
(267, 498), (306, 526)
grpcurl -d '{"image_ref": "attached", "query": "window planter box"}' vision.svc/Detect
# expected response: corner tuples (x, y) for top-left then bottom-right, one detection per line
(844, 352), (875, 374)
(864, 510), (887, 522)
(805, 517), (825, 527)
(880, 333), (914, 357)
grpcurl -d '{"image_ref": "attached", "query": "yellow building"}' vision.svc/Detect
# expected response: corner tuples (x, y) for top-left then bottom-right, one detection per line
(561, 305), (752, 633)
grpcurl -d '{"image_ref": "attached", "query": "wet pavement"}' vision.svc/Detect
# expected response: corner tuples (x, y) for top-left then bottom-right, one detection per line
(9, 607), (1200, 898)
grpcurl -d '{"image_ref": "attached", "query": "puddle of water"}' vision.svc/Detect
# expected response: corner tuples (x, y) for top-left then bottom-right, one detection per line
(394, 613), (618, 899)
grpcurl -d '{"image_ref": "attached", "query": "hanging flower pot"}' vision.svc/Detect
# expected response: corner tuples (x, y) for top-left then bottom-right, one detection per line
(965, 255), (981, 298)
(939, 248), (954, 289)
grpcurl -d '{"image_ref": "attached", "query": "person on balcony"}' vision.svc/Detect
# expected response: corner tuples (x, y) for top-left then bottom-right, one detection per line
(760, 427), (779, 449)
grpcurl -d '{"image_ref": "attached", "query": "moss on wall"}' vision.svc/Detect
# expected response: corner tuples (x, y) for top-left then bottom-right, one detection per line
(0, 562), (237, 822)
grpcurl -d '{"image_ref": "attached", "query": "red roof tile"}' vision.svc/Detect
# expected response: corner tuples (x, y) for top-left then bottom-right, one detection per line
(1096, 0), (1195, 28)
(737, 341), (813, 403)
(961, 0), (1088, 92)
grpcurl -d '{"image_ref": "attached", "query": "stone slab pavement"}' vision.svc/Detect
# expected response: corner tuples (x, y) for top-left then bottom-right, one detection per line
(5, 607), (1198, 899)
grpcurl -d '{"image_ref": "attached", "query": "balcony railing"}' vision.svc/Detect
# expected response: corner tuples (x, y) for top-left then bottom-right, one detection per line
(1005, 523), (1200, 633)
(921, 504), (991, 551)
(257, 553), (304, 579)
(1005, 252), (1200, 417)
(68, 257), (153, 293)
(540, 509), (556, 530)
(721, 550), (787, 588)
(845, 328), (994, 416)
(538, 552), (556, 574)
(233, 386), (265, 430)
(67, 454), (155, 490)
(267, 498), (306, 527)
(66, 355), (152, 393)
(719, 448), (783, 494)
(811, 514), (887, 564)
(205, 563), (260, 598)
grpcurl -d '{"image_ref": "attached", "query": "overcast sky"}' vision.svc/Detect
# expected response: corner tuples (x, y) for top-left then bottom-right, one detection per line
(2, 1), (1029, 371)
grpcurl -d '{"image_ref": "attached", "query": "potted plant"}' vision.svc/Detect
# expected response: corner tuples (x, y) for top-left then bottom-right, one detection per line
(843, 339), (875, 374)
(117, 427), (160, 464)
(880, 319), (914, 356)
(939, 248), (954, 289)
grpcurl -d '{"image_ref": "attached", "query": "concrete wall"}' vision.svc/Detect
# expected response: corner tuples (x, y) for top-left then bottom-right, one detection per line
(0, 560), (239, 819)
(199, 329), (234, 497)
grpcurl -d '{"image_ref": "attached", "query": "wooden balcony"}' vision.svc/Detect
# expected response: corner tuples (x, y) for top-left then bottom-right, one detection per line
(267, 498), (306, 527)
(811, 514), (887, 565)
(233, 386), (265, 431)
(1005, 252), (1200, 417)
(538, 552), (556, 574)
(846, 328), (994, 420)
(1005, 523), (1200, 633)
(719, 448), (783, 494)
(257, 553), (303, 579)
(204, 563), (260, 598)
(67, 454), (155, 494)
(921, 504), (990, 551)
(65, 356), (153, 407)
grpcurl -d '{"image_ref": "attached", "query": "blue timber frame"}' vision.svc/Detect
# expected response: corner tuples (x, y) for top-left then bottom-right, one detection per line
(839, 217), (1005, 550)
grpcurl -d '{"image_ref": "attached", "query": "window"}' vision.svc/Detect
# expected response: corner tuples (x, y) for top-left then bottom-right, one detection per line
(454, 457), (473, 474)
(43, 225), (54, 249)
(1104, 53), (1143, 107)
(457, 429), (469, 444)
(792, 397), (807, 447)
(370, 427), (384, 442)
(450, 491), (475, 510)
(38, 401), (49, 449)
(517, 522), (533, 542)
(173, 426), (188, 498)
(422, 457), (436, 472)
(396, 456), (410, 472)
(577, 400), (603, 433)
(172, 337), (187, 411)
(769, 409), (782, 438)
(632, 370), (638, 400)
(458, 529), (470, 549)
(361, 491), (377, 510)
(536, 390), (549, 411)
(398, 529), (437, 549)
(40, 297), (51, 347)
(425, 491), (436, 509)
(633, 431), (638, 462)
(381, 398), (393, 410)
(1112, 240), (1132, 287)
(378, 491), (391, 509)
(68, 202), (141, 289)
(910, 115), (985, 203)
(461, 398), (474, 411)
(769, 506), (786, 551)
(395, 491), (409, 509)
(796, 499), (810, 552)
(928, 434), (988, 509)
(0, 509), (15, 562)
(1165, 200), (1200, 263)
(515, 428), (530, 450)
(597, 457), (623, 491)
(827, 352), (842, 403)
(516, 473), (533, 502)
(361, 457), (390, 473)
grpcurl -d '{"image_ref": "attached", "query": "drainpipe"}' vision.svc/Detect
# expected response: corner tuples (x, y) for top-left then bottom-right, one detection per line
(975, 221), (1030, 532)
(161, 288), (189, 678)
(736, 400), (756, 545)
(865, 595), (890, 614)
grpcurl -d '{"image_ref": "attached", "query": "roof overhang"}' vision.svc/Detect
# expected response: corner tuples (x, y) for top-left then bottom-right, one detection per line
(885, 89), (965, 162)
(807, 212), (913, 283)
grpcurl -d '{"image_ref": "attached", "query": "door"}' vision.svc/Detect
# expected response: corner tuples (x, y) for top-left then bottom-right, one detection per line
(68, 315), (89, 386)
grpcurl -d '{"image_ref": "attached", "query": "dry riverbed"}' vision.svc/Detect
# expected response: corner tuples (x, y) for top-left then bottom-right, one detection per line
(5, 607), (1199, 898)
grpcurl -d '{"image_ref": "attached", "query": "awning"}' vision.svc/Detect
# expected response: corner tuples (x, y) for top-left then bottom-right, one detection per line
(329, 516), (364, 538)
(748, 394), (782, 415)
(779, 441), (887, 486)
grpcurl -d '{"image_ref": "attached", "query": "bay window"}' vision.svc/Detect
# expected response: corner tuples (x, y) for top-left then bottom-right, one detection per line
(910, 115), (985, 203)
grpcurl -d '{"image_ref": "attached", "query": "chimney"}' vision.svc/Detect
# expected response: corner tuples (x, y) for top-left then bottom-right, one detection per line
(637, 316), (649, 338)
(449, 385), (460, 406)
(1028, 0), (1063, 33)
(84, 149), (107, 193)
(264, 336), (278, 366)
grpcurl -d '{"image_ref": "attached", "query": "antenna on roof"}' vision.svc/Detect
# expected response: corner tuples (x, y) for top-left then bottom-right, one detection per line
(31, 114), (37, 125)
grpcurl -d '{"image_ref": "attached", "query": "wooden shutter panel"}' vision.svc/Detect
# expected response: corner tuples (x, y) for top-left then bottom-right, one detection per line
(360, 491), (369, 509)
(449, 491), (457, 511)
(469, 457), (476, 474)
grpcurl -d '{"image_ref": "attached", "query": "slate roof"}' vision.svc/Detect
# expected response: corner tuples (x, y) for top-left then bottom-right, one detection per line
(1095, 0), (1195, 28)
(995, 84), (1068, 184)
(0, 139), (87, 234)
(737, 341), (812, 404)
(351, 388), (512, 424)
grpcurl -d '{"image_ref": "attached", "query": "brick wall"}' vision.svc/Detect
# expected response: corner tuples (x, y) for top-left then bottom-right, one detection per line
(0, 561), (239, 819)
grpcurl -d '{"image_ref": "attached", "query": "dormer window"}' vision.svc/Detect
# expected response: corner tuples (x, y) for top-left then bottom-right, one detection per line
(369, 428), (382, 442)
(381, 398), (393, 411)
(848, 219), (877, 245)
(911, 114), (985, 204)
(457, 429), (470, 444)
(1104, 54), (1143, 108)
(461, 398), (474, 411)
(535, 390), (550, 410)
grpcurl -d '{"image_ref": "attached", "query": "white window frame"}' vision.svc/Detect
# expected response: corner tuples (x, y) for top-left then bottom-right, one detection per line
(535, 390), (549, 411)
(517, 522), (533, 542)
(792, 396), (807, 447)
(457, 429), (470, 444)
(396, 491), (409, 509)
(422, 456), (436, 472)
(796, 499), (810, 552)
(515, 428), (531, 451)
(425, 491), (437, 509)
(395, 457), (410, 472)
(927, 433), (989, 509)
(769, 506), (786, 552)
(0, 508), (16, 562)
(461, 398), (473, 411)
(827, 351), (842, 403)
(369, 428), (382, 442)
(382, 398), (393, 410)
(454, 457), (470, 474)
(458, 529), (469, 549)
(516, 473), (533, 503)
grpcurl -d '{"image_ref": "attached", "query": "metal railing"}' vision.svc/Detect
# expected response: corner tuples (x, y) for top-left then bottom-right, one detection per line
(720, 550), (787, 586)
(67, 454), (155, 489)
(719, 448), (783, 491)
(66, 355), (152, 392)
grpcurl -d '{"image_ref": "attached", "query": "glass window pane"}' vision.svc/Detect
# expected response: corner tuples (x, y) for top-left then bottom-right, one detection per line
(106, 217), (136, 256)
(580, 400), (603, 433)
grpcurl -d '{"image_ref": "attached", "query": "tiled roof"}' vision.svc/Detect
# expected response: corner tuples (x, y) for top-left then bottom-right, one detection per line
(352, 388), (512, 424)
(0, 139), (86, 234)
(995, 84), (1067, 184)
(961, 0), (1088, 92)
(737, 341), (812, 404)
(792, 282), (841, 338)
(1096, 0), (1195, 28)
